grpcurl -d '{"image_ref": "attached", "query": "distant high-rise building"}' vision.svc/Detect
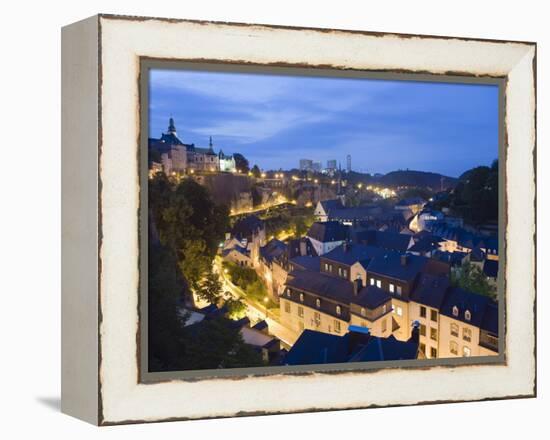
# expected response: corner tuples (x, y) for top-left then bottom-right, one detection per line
(346, 154), (352, 172)
(312, 162), (322, 172)
(327, 159), (337, 170)
(299, 159), (313, 171)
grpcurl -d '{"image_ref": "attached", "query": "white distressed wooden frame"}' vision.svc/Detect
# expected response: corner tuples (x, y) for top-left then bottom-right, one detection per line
(61, 14), (536, 425)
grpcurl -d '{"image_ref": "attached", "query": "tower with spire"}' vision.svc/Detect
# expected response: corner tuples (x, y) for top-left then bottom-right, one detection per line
(168, 116), (177, 135)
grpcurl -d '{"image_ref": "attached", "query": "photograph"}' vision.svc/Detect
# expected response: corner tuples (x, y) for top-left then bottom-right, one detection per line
(145, 67), (501, 373)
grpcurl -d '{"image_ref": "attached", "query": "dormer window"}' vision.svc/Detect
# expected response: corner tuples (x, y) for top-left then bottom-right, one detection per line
(361, 307), (366, 317)
(336, 305), (341, 315)
(299, 293), (304, 302)
(452, 306), (459, 317)
(315, 298), (321, 308)
(465, 310), (472, 321)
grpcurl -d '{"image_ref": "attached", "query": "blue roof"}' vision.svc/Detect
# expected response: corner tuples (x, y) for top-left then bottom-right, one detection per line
(367, 253), (428, 282)
(306, 221), (349, 243)
(285, 329), (418, 365)
(290, 255), (321, 272)
(410, 273), (450, 309)
(352, 285), (392, 309)
(440, 287), (495, 328)
(284, 330), (350, 365)
(323, 243), (386, 266)
(483, 259), (499, 278)
(349, 335), (419, 362)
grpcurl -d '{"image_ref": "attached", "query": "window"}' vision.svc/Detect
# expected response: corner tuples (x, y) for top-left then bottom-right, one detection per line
(324, 263), (329, 271)
(370, 278), (375, 286)
(395, 306), (403, 317)
(430, 309), (438, 322)
(316, 298), (321, 308)
(336, 305), (341, 316)
(452, 306), (459, 317)
(430, 347), (438, 358)
(450, 341), (458, 355)
(419, 343), (426, 354)
(299, 293), (304, 302)
(334, 320), (341, 334)
(298, 306), (304, 318)
(342, 269), (347, 278)
(465, 310), (472, 321)
(396, 285), (402, 295)
(451, 323), (459, 337)
(463, 328), (472, 342)
(463, 346), (471, 357)
(420, 324), (426, 337)
(389, 283), (395, 293)
(361, 307), (366, 317)
(382, 318), (387, 333)
(338, 267), (342, 276)
(376, 280), (382, 288)
(314, 312), (321, 326)
(420, 306), (427, 318)
(285, 288), (290, 297)
(284, 302), (291, 313)
(382, 304), (387, 314)
(430, 327), (438, 341)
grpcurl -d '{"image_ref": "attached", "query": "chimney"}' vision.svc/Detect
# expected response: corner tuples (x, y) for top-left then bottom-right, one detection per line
(401, 254), (409, 266)
(353, 277), (363, 295)
(409, 320), (420, 343)
(342, 240), (350, 252)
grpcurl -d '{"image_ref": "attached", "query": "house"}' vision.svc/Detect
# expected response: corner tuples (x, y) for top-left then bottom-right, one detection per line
(438, 288), (499, 357)
(230, 215), (266, 266)
(258, 239), (289, 298)
(149, 118), (236, 174)
(314, 199), (343, 222)
(305, 221), (349, 256)
(284, 325), (419, 365)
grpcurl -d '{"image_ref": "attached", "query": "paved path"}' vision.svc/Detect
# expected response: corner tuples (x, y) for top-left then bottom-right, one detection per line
(213, 258), (298, 347)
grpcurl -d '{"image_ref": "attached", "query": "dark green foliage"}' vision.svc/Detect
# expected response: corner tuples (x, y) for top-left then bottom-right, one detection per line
(448, 161), (498, 225)
(224, 297), (248, 319)
(251, 164), (261, 178)
(251, 185), (262, 207)
(451, 262), (496, 299)
(148, 174), (264, 371)
(149, 174), (229, 292)
(183, 318), (264, 370)
(196, 271), (223, 305)
(233, 153), (250, 173)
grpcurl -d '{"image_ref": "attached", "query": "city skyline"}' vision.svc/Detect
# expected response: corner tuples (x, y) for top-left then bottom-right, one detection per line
(149, 69), (499, 178)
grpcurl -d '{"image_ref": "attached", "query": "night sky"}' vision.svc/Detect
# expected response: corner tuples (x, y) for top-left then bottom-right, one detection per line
(149, 68), (499, 178)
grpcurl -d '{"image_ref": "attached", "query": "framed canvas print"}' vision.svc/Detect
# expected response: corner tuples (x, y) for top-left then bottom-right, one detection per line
(61, 14), (536, 425)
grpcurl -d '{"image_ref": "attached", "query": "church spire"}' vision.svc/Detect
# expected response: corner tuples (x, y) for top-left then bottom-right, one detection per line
(168, 116), (177, 134)
(209, 136), (213, 150)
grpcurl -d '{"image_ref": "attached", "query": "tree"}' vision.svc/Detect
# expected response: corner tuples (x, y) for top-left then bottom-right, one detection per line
(251, 164), (262, 178)
(224, 297), (248, 319)
(233, 153), (250, 173)
(196, 271), (223, 305)
(451, 262), (496, 299)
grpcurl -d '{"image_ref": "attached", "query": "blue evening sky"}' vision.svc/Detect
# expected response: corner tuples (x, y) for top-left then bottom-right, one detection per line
(149, 69), (498, 178)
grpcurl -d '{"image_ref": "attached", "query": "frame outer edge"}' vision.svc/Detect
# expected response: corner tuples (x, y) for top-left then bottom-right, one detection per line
(61, 14), (100, 425)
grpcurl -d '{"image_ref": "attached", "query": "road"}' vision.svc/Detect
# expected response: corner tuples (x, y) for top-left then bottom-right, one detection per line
(213, 258), (299, 347)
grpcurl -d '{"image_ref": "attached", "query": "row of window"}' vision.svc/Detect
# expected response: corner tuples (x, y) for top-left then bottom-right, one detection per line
(369, 278), (402, 295)
(450, 341), (471, 357)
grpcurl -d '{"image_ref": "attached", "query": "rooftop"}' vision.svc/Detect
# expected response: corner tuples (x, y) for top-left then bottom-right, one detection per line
(306, 221), (349, 243)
